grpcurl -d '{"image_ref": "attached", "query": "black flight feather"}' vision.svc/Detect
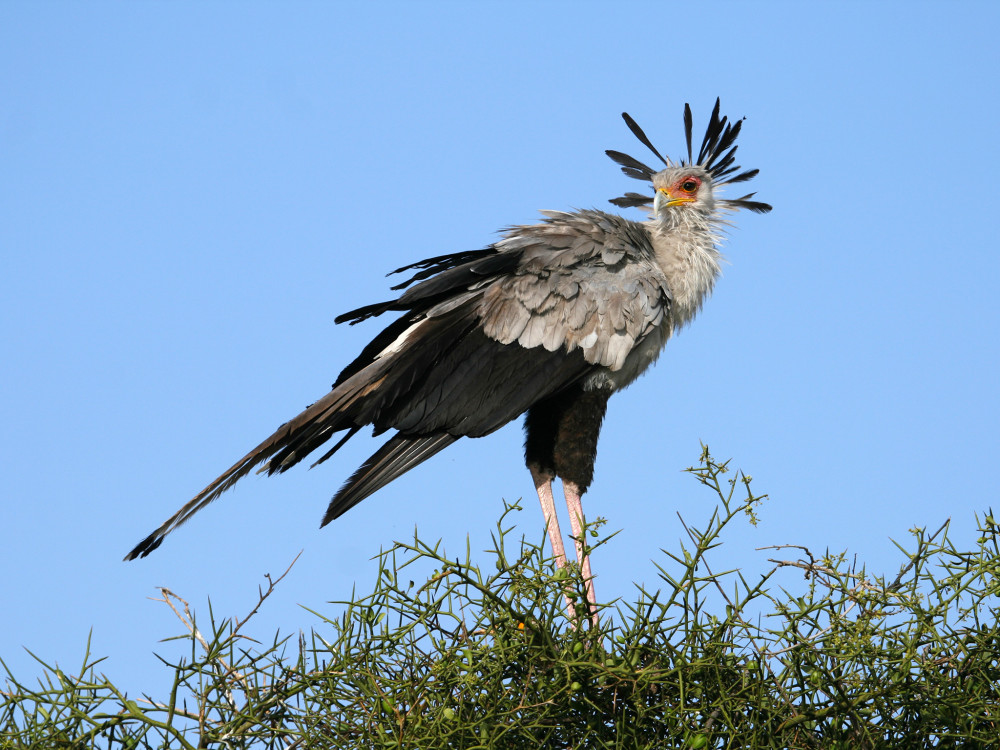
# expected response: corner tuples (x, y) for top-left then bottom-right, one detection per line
(322, 434), (458, 524)
(311, 425), (362, 469)
(388, 248), (498, 289)
(389, 248), (492, 277)
(335, 247), (523, 325)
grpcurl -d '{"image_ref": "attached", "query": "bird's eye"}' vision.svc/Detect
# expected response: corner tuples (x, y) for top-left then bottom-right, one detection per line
(680, 179), (699, 193)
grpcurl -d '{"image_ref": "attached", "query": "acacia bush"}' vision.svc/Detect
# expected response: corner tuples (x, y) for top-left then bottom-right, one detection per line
(3, 448), (998, 748)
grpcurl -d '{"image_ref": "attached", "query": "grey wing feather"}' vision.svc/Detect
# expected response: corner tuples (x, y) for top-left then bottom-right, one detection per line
(480, 210), (671, 371)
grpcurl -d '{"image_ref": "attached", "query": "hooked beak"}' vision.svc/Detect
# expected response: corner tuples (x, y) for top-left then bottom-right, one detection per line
(653, 187), (693, 212)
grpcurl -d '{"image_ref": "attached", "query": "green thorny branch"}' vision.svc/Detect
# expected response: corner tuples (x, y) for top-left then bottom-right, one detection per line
(2, 446), (997, 748)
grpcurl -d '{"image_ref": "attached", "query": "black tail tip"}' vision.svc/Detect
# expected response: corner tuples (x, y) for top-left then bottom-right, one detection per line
(123, 531), (164, 561)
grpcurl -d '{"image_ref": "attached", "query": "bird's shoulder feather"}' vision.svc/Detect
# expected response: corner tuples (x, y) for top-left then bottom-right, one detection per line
(479, 210), (672, 370)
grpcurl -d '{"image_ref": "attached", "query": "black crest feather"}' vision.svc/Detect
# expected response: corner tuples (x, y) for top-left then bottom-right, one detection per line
(605, 150), (656, 180)
(607, 99), (769, 214)
(684, 104), (694, 164)
(608, 192), (654, 209)
(621, 112), (670, 167)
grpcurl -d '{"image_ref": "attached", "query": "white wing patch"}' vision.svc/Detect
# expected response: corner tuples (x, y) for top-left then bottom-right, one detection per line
(376, 319), (428, 360)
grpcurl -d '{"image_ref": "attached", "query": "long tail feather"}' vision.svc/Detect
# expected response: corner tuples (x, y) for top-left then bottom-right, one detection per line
(124, 384), (367, 560)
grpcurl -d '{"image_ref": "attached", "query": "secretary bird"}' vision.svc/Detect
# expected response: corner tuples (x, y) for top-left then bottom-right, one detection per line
(126, 100), (770, 617)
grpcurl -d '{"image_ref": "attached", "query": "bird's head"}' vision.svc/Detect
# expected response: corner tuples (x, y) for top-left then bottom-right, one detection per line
(606, 99), (772, 219)
(651, 166), (715, 217)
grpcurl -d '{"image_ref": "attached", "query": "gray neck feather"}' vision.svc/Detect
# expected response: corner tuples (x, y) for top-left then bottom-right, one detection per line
(647, 210), (722, 331)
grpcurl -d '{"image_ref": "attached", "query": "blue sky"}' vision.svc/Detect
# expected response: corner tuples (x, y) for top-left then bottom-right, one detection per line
(3, 3), (998, 695)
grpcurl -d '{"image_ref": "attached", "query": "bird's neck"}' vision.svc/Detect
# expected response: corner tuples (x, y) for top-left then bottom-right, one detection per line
(647, 212), (722, 331)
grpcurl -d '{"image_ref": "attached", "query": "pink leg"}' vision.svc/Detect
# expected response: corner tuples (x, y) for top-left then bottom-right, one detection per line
(530, 465), (576, 616)
(563, 480), (597, 625)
